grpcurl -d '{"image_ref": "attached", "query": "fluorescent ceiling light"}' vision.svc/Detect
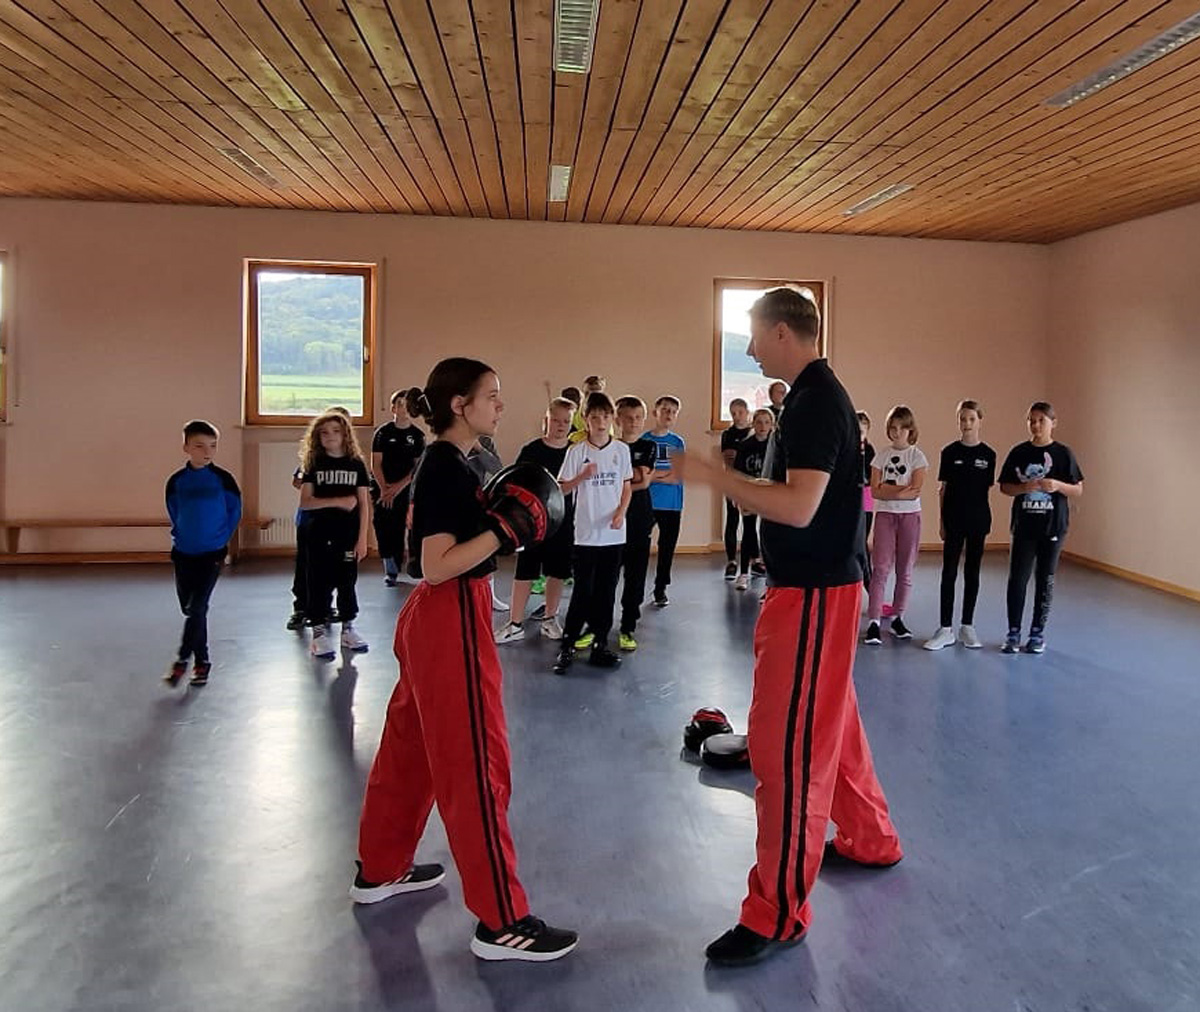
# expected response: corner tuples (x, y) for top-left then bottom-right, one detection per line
(217, 145), (282, 188)
(549, 164), (572, 202)
(1045, 12), (1200, 108)
(842, 183), (913, 217)
(554, 0), (599, 73)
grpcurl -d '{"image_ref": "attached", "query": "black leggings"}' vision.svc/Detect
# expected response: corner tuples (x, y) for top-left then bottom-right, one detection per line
(372, 489), (410, 568)
(723, 500), (759, 574)
(1006, 532), (1065, 633)
(620, 533), (652, 635)
(651, 510), (682, 594)
(563, 544), (624, 647)
(940, 529), (987, 627)
(173, 548), (224, 663)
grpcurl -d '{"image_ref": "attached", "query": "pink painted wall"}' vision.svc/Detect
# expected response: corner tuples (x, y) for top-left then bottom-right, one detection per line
(1048, 201), (1200, 594)
(0, 198), (1049, 553)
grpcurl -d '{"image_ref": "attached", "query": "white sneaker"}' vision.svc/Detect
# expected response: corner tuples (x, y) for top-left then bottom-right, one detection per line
(341, 625), (369, 653)
(494, 621), (525, 645)
(492, 596), (509, 611)
(959, 624), (982, 649)
(734, 574), (750, 591)
(310, 628), (336, 660)
(541, 617), (564, 640)
(923, 626), (956, 651)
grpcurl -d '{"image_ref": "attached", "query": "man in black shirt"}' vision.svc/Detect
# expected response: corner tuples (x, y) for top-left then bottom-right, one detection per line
(676, 288), (902, 967)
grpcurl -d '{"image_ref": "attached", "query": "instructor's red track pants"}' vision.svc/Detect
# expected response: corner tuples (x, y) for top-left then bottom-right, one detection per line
(358, 576), (530, 932)
(740, 583), (903, 940)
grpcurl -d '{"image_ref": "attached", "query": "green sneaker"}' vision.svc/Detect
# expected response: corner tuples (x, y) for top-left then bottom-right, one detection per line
(574, 632), (595, 650)
(531, 576), (547, 595)
(618, 633), (638, 651)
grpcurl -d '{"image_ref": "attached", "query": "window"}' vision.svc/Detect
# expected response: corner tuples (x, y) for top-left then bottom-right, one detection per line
(245, 260), (376, 425)
(0, 250), (8, 421)
(712, 278), (825, 429)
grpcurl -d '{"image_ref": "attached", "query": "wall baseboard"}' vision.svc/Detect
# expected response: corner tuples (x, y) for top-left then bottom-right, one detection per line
(1061, 551), (1200, 604)
(0, 551), (172, 565)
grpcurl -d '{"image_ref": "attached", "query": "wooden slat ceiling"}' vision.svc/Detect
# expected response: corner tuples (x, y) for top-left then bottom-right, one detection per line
(2, 0), (1200, 243)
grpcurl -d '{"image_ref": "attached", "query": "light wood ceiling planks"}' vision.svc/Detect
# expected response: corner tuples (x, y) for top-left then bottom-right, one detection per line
(2, 0), (1200, 242)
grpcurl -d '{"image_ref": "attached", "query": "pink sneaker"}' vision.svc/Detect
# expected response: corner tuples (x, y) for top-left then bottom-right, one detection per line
(881, 604), (896, 619)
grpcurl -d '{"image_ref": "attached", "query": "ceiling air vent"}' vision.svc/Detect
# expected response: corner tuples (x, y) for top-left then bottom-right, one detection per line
(217, 146), (282, 188)
(549, 164), (572, 202)
(554, 0), (599, 74)
(1045, 12), (1200, 109)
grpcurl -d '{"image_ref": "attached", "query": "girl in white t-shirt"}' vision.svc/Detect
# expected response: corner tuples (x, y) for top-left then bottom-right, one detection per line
(865, 405), (927, 644)
(553, 392), (633, 675)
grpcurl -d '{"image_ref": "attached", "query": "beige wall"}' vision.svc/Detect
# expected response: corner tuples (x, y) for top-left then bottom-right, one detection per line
(0, 198), (1049, 553)
(1048, 201), (1200, 594)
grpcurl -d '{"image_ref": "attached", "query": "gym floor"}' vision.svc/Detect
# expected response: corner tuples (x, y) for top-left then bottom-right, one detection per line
(1, 555), (1197, 1012)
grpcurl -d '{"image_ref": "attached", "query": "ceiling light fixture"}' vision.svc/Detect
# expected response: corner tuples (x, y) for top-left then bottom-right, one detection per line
(554, 0), (599, 73)
(842, 183), (914, 217)
(549, 164), (572, 202)
(1045, 12), (1200, 108)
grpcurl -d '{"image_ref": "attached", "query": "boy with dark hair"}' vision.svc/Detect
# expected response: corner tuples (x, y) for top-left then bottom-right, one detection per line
(164, 420), (242, 688)
(372, 388), (426, 586)
(615, 396), (656, 651)
(645, 395), (685, 607)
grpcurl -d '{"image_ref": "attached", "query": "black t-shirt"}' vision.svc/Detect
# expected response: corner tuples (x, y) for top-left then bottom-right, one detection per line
(410, 440), (497, 577)
(517, 437), (570, 478)
(371, 422), (426, 484)
(624, 437), (657, 535)
(999, 441), (1083, 539)
(938, 440), (996, 534)
(303, 455), (369, 508)
(861, 440), (875, 486)
(734, 434), (770, 479)
(721, 425), (752, 456)
(760, 359), (864, 588)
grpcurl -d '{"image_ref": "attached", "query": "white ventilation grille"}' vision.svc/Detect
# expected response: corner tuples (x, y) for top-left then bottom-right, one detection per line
(842, 183), (914, 217)
(1045, 12), (1200, 108)
(217, 146), (282, 188)
(549, 164), (572, 202)
(554, 0), (600, 74)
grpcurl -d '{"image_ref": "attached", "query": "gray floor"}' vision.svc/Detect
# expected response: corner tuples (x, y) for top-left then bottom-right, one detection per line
(1, 554), (1198, 1012)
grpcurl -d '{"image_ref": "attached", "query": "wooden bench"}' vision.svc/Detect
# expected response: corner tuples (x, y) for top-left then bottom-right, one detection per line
(1, 517), (273, 561)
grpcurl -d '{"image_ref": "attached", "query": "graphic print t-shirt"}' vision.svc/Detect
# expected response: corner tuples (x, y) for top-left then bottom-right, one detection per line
(303, 455), (369, 514)
(938, 440), (996, 534)
(644, 431), (685, 511)
(999, 441), (1083, 539)
(371, 422), (426, 483)
(558, 438), (633, 547)
(733, 435), (770, 479)
(721, 425), (752, 458)
(871, 445), (928, 514)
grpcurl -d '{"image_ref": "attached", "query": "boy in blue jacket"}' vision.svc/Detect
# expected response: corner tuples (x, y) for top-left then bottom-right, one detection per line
(163, 420), (242, 687)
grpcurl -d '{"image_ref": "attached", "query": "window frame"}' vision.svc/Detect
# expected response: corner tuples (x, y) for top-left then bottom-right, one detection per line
(0, 250), (9, 422)
(711, 277), (826, 431)
(244, 259), (377, 426)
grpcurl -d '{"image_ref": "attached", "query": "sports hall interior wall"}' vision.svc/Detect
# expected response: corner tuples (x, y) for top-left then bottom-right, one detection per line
(2, 196), (1051, 561)
(1047, 199), (1200, 598)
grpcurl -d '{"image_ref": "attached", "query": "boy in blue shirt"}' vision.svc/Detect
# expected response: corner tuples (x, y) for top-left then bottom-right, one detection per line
(645, 395), (685, 607)
(163, 420), (242, 687)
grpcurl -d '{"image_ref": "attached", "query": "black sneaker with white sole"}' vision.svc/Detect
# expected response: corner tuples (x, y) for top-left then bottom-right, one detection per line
(653, 590), (669, 607)
(863, 621), (882, 645)
(890, 616), (912, 639)
(821, 840), (902, 869)
(705, 924), (804, 966)
(349, 859), (446, 904)
(529, 604), (547, 621)
(724, 561), (737, 581)
(470, 915), (578, 962)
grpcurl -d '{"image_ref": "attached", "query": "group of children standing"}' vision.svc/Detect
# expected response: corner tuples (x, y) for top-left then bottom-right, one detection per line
(855, 400), (1084, 653)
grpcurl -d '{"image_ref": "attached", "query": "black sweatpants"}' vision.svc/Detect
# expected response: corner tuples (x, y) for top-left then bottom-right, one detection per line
(620, 529), (653, 636)
(307, 516), (360, 627)
(563, 544), (624, 648)
(1006, 532), (1065, 633)
(372, 489), (410, 570)
(651, 509), (682, 595)
(172, 548), (225, 663)
(940, 528), (987, 627)
(292, 516), (310, 613)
